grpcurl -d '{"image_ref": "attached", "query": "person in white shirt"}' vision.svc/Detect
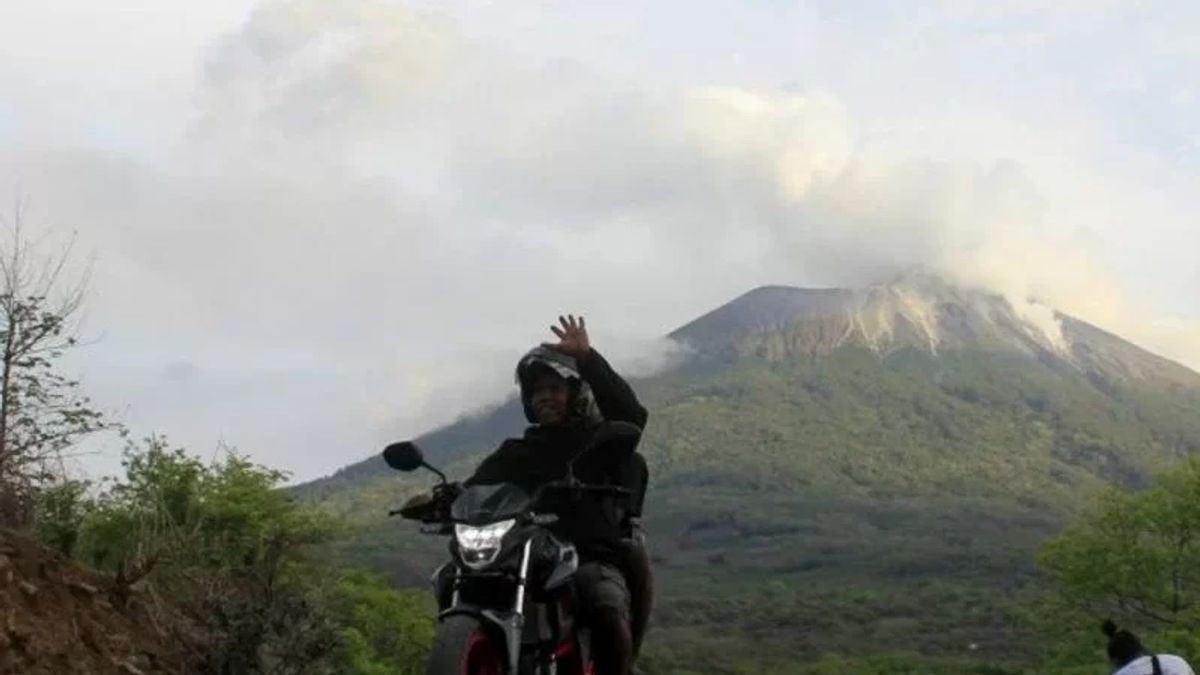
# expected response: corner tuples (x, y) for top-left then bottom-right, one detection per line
(1104, 620), (1196, 675)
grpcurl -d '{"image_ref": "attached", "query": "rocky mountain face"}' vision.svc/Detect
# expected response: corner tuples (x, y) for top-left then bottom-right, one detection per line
(674, 276), (1199, 389)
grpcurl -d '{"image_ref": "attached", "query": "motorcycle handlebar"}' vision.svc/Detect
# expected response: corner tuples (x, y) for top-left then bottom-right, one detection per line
(389, 479), (631, 528)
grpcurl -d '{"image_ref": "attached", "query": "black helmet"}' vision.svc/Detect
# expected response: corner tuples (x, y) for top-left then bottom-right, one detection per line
(515, 347), (601, 425)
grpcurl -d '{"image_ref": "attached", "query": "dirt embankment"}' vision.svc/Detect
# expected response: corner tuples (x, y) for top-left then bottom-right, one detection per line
(0, 529), (187, 675)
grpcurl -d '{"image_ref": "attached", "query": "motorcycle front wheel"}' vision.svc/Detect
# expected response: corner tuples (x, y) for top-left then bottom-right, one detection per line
(427, 615), (505, 675)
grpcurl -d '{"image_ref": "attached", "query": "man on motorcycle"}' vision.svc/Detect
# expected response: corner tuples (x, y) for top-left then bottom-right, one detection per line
(463, 314), (648, 675)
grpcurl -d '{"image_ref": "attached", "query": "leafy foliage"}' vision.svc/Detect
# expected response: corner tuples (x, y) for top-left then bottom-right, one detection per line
(325, 569), (434, 675)
(33, 476), (93, 557)
(33, 437), (433, 674)
(1033, 456), (1200, 670)
(68, 437), (337, 672)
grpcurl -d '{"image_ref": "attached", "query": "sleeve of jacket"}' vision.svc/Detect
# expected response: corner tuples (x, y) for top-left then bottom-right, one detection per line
(577, 348), (649, 429)
(464, 440), (521, 487)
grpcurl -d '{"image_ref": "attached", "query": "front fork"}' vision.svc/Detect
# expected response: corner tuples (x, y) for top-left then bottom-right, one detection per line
(436, 540), (535, 674)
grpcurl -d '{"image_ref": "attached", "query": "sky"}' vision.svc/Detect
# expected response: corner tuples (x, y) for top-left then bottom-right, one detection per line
(1, 0), (1198, 481)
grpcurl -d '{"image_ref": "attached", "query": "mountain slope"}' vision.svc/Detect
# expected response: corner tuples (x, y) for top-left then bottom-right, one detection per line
(300, 278), (1200, 671)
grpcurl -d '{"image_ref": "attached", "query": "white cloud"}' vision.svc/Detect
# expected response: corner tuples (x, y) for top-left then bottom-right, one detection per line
(2, 0), (1199, 480)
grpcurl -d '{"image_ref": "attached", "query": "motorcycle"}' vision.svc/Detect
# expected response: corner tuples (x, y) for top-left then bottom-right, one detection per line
(383, 421), (642, 675)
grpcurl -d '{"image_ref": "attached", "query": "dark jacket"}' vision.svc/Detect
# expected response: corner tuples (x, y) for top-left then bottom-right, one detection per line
(465, 349), (648, 561)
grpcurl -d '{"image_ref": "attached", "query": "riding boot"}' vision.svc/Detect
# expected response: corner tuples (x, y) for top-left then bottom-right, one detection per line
(591, 607), (633, 675)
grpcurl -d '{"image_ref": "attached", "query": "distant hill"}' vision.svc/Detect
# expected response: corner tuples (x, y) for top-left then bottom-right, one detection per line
(298, 276), (1200, 671)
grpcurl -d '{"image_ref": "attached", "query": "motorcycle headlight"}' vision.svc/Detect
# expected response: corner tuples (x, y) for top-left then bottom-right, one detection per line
(455, 519), (516, 568)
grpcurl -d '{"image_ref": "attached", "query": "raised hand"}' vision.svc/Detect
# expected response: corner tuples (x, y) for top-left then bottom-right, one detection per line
(544, 314), (591, 361)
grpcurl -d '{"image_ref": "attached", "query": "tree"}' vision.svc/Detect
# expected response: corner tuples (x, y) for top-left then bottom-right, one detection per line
(33, 476), (94, 556)
(70, 436), (439, 674)
(0, 204), (110, 523)
(1040, 456), (1200, 625)
(77, 436), (342, 673)
(1036, 456), (1200, 667)
(326, 570), (434, 675)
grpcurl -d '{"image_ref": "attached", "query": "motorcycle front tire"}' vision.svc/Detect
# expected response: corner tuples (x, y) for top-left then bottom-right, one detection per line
(427, 614), (506, 675)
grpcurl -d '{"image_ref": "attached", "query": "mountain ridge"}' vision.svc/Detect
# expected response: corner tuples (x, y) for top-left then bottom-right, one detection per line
(673, 279), (1199, 387)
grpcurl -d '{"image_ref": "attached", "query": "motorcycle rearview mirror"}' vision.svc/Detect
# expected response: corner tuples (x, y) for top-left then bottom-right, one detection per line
(381, 441), (450, 485)
(382, 442), (425, 472)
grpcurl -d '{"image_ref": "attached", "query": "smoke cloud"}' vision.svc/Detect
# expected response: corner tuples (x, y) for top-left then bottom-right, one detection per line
(2, 0), (1198, 479)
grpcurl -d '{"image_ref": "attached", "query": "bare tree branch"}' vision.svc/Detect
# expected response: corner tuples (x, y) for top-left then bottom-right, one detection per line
(0, 202), (116, 526)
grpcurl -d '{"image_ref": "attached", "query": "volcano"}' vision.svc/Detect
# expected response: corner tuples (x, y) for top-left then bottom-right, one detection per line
(298, 277), (1200, 670)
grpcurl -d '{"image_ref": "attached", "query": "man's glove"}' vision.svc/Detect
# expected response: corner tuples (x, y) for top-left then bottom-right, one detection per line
(400, 491), (433, 510)
(398, 492), (435, 520)
(432, 482), (463, 504)
(399, 483), (462, 522)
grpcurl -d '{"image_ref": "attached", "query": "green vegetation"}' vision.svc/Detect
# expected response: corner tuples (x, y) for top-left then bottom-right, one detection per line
(34, 437), (434, 674)
(12, 248), (1200, 674)
(1041, 455), (1200, 624)
(303, 331), (1200, 673)
(1032, 455), (1200, 672)
(43, 331), (1200, 672)
(326, 569), (435, 675)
